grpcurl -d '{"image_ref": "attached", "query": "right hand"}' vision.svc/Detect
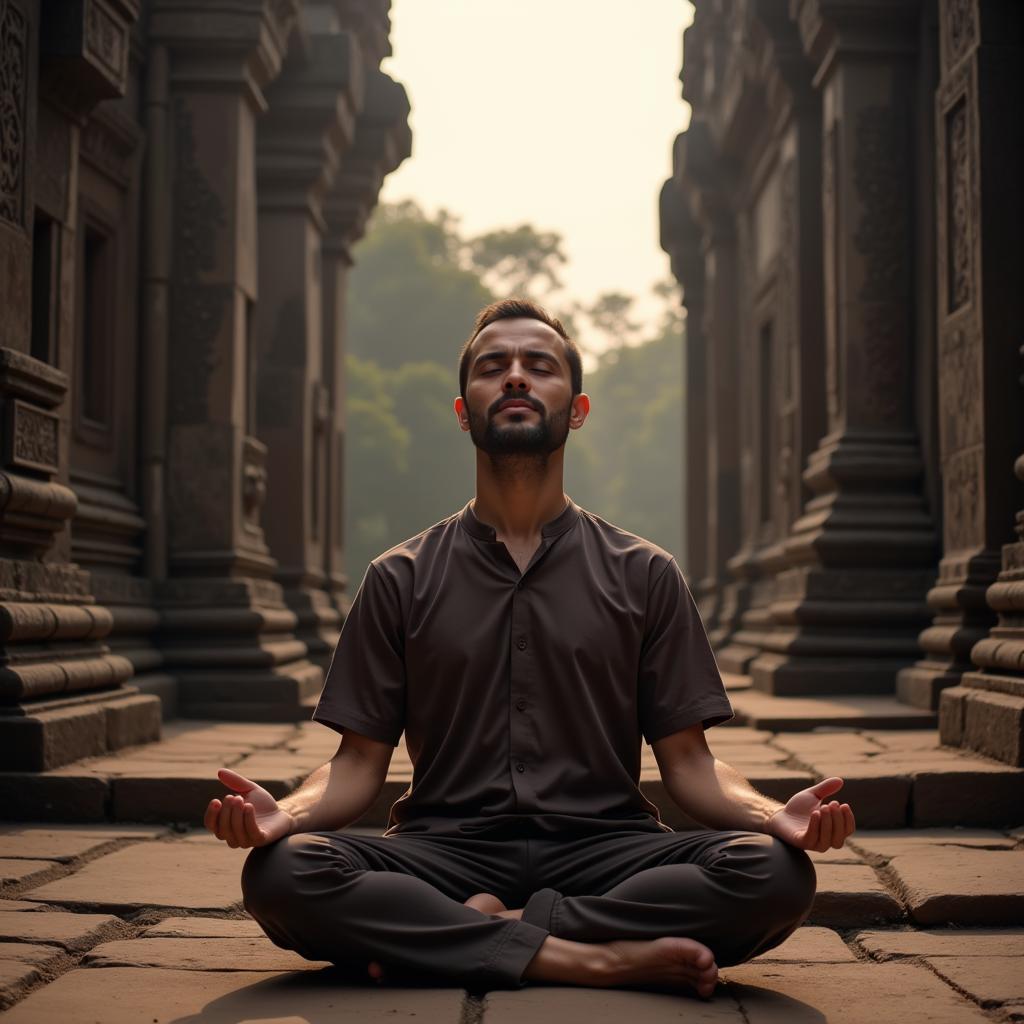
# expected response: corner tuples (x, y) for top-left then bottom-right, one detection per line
(204, 768), (295, 849)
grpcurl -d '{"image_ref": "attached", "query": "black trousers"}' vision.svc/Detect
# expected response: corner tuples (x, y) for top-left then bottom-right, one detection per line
(241, 827), (816, 991)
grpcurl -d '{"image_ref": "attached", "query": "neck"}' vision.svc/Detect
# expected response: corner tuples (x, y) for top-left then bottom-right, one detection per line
(471, 449), (568, 540)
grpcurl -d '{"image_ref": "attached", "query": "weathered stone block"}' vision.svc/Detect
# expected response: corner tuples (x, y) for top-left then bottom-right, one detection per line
(0, 859), (54, 887)
(23, 841), (246, 913)
(855, 928), (1024, 960)
(807, 864), (903, 928)
(0, 826), (163, 862)
(0, 704), (107, 772)
(962, 688), (1024, 766)
(0, 909), (124, 951)
(0, 773), (109, 823)
(719, 962), (991, 1022)
(926, 956), (1024, 1009)
(142, 917), (264, 939)
(104, 694), (161, 751)
(84, 936), (325, 971)
(886, 847), (1024, 925)
(938, 685), (969, 746)
(912, 763), (1024, 827)
(753, 927), (855, 963)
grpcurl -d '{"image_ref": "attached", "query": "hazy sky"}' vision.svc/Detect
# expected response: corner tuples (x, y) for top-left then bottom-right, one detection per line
(379, 1), (695, 349)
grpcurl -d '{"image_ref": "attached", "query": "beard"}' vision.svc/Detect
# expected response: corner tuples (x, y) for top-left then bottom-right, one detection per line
(467, 396), (572, 458)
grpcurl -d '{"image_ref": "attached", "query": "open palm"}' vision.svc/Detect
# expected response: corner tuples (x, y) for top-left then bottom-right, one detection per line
(204, 768), (294, 849)
(767, 777), (856, 852)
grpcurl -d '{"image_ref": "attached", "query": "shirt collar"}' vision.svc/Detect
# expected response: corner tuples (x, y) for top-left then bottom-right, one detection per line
(459, 496), (581, 542)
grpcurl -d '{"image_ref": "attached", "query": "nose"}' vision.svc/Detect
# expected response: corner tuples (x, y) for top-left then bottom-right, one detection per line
(503, 361), (530, 391)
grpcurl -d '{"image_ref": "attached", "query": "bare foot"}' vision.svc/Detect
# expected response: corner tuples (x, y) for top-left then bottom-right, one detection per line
(600, 937), (718, 997)
(367, 892), (510, 982)
(524, 934), (719, 999)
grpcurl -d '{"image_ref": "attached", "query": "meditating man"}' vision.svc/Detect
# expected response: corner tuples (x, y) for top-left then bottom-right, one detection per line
(204, 299), (856, 997)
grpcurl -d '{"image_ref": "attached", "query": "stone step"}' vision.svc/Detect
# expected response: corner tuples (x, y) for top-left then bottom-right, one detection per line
(728, 689), (938, 731)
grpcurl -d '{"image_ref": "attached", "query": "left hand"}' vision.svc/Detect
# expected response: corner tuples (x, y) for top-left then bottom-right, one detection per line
(766, 777), (856, 851)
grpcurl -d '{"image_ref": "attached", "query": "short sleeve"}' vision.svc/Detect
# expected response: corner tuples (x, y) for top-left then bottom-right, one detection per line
(312, 562), (406, 746)
(638, 558), (733, 744)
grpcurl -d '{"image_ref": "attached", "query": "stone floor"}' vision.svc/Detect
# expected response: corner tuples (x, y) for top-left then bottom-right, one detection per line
(0, 713), (1022, 1022)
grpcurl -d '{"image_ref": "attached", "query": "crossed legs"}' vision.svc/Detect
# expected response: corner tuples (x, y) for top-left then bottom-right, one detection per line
(241, 828), (815, 994)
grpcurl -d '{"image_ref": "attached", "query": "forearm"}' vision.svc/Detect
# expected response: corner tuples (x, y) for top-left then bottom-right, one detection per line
(278, 750), (385, 835)
(664, 755), (783, 833)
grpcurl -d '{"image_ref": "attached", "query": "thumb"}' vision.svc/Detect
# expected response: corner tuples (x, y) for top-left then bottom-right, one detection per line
(809, 776), (844, 801)
(217, 768), (258, 795)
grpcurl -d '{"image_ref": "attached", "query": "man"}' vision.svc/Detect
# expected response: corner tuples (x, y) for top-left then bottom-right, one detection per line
(205, 299), (856, 997)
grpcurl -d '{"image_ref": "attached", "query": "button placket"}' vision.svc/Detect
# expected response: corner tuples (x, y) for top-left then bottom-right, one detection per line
(509, 581), (531, 791)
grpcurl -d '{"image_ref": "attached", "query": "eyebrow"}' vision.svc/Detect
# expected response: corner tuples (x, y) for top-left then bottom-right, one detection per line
(472, 348), (561, 367)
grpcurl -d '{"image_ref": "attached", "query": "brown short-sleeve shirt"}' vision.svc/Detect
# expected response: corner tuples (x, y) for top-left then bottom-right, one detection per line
(314, 497), (733, 838)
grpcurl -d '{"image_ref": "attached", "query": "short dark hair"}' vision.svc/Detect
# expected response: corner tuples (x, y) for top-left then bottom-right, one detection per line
(458, 298), (584, 401)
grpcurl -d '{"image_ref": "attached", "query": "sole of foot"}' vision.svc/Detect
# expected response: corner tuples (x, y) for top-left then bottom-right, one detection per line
(603, 936), (719, 999)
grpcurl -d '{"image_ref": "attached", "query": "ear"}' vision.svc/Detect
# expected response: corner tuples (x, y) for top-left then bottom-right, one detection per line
(454, 396), (470, 431)
(569, 393), (591, 429)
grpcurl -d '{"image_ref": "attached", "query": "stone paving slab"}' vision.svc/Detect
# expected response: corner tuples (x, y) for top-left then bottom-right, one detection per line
(884, 846), (1024, 925)
(0, 966), (467, 1023)
(851, 828), (1017, 859)
(0, 943), (65, 968)
(0, 962), (43, 1010)
(486, 987), (741, 1022)
(142, 916), (265, 938)
(22, 840), (246, 913)
(0, 861), (54, 889)
(807, 864), (903, 928)
(751, 927), (855, 963)
(0, 910), (124, 951)
(924, 956), (1024, 1009)
(0, 826), (165, 862)
(83, 935), (327, 972)
(719, 962), (991, 1022)
(855, 928), (1024, 959)
(0, 901), (41, 911)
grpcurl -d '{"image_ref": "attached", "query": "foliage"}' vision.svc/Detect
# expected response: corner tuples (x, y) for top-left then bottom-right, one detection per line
(344, 201), (685, 587)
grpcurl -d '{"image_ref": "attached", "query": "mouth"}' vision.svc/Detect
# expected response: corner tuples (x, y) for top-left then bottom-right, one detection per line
(497, 402), (537, 414)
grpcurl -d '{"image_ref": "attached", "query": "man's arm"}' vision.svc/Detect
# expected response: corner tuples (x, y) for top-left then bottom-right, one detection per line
(651, 724), (856, 851)
(205, 728), (395, 848)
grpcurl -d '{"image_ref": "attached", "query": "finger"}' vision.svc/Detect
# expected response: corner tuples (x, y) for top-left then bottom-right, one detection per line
(817, 805), (833, 850)
(809, 777), (844, 801)
(227, 795), (247, 847)
(828, 803), (847, 848)
(842, 803), (856, 838)
(204, 798), (222, 836)
(243, 802), (263, 847)
(217, 798), (236, 846)
(218, 769), (257, 796)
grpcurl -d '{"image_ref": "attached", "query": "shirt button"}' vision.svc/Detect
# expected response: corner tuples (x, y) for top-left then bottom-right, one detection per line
(515, 762), (526, 773)
(516, 637), (528, 650)
(516, 699), (527, 711)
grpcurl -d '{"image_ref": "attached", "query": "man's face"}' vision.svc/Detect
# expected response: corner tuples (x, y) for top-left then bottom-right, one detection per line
(457, 318), (585, 456)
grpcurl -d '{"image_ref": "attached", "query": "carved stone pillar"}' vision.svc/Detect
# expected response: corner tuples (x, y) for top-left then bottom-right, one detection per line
(0, 0), (161, 771)
(254, 29), (362, 669)
(715, 7), (826, 675)
(936, 0), (1024, 764)
(659, 167), (707, 587)
(686, 135), (742, 642)
(149, 0), (321, 720)
(750, 0), (939, 696)
(898, 0), (1024, 711)
(320, 66), (411, 626)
